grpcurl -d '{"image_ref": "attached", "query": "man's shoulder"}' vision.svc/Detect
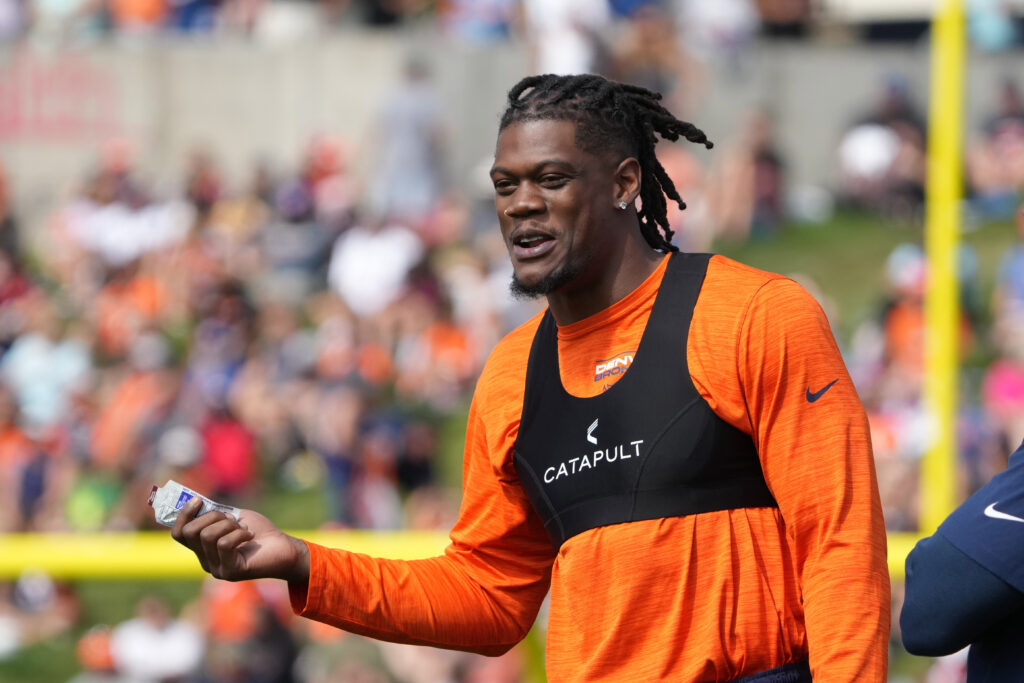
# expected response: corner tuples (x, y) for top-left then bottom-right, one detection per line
(699, 253), (806, 313)
(938, 440), (1024, 591)
(705, 253), (788, 289)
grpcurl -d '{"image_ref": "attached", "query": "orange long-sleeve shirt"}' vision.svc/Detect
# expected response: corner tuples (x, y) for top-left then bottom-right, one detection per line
(291, 254), (890, 681)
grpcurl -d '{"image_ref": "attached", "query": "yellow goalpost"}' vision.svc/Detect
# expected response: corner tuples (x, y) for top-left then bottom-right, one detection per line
(887, 0), (965, 578)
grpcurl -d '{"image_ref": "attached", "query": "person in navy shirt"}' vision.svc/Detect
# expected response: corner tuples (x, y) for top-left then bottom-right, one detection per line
(901, 438), (1024, 680)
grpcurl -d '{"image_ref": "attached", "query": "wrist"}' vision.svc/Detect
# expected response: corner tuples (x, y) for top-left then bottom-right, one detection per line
(286, 535), (311, 585)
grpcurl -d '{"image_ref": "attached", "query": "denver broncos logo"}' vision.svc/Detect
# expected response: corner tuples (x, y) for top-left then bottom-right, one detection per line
(594, 352), (635, 383)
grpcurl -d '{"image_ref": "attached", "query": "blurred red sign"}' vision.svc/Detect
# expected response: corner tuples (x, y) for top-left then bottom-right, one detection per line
(0, 49), (123, 141)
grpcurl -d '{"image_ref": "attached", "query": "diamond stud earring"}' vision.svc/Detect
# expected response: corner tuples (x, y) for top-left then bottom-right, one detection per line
(618, 201), (628, 210)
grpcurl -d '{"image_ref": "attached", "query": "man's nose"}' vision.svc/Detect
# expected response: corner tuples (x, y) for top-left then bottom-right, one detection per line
(503, 184), (545, 217)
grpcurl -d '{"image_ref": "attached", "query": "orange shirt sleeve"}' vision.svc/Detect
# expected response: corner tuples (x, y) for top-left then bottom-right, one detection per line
(691, 256), (890, 681)
(290, 317), (556, 655)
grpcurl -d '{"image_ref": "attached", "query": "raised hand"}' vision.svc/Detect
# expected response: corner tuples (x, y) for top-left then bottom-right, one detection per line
(171, 498), (309, 584)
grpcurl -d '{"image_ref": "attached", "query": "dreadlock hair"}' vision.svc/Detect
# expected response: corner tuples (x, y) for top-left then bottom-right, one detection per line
(499, 74), (713, 252)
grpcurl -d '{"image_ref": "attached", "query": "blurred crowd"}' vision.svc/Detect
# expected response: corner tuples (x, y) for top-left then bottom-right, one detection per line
(1, 0), (1023, 50)
(0, 0), (1023, 680)
(835, 73), (1024, 535)
(0, 0), (806, 47)
(0, 51), (541, 678)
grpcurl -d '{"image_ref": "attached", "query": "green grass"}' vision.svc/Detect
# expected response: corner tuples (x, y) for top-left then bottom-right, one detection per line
(714, 210), (1017, 344)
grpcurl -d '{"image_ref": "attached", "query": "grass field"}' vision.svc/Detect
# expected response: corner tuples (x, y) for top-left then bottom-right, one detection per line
(0, 209), (1018, 682)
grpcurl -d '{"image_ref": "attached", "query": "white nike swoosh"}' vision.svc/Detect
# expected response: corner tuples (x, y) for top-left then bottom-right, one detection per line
(984, 502), (1024, 523)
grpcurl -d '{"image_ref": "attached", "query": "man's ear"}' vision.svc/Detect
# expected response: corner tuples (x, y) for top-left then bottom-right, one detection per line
(614, 157), (641, 207)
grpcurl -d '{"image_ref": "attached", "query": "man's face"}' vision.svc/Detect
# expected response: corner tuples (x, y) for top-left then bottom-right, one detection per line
(490, 119), (621, 299)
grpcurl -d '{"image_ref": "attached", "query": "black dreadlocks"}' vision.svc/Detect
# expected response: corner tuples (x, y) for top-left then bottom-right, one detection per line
(499, 74), (713, 252)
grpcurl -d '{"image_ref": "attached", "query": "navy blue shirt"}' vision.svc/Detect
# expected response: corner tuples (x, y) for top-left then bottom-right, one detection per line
(901, 440), (1024, 680)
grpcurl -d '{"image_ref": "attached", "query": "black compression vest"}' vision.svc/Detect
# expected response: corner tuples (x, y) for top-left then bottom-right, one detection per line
(513, 252), (778, 550)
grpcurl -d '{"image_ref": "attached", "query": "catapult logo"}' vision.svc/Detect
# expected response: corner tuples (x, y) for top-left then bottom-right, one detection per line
(542, 417), (645, 484)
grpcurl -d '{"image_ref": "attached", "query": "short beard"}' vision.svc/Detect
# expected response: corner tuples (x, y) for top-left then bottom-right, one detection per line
(509, 261), (585, 300)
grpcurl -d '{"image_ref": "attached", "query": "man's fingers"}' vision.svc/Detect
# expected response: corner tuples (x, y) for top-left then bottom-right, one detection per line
(214, 527), (256, 577)
(170, 498), (203, 543)
(197, 516), (240, 566)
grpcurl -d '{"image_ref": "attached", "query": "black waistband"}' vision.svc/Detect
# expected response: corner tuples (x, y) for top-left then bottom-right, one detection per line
(730, 660), (811, 683)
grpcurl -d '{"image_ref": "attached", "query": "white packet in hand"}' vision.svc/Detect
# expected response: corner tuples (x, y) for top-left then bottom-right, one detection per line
(148, 480), (240, 528)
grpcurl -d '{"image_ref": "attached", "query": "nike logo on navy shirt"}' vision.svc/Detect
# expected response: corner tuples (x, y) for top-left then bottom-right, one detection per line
(983, 502), (1024, 523)
(806, 379), (839, 403)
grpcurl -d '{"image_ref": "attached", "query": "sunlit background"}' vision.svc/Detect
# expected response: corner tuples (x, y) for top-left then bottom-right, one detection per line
(1, 0), (1023, 681)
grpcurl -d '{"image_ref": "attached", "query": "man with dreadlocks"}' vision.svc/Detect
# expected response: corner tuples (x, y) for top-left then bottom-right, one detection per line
(171, 74), (889, 682)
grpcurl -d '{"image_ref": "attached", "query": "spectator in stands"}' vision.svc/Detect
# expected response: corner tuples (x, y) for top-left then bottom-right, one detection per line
(755, 0), (812, 38)
(109, 595), (203, 681)
(0, 290), (91, 438)
(181, 279), (254, 417)
(993, 202), (1024, 321)
(167, 0), (220, 32)
(0, 383), (35, 532)
(304, 135), (358, 238)
(108, 0), (167, 35)
(91, 260), (172, 361)
(367, 57), (447, 224)
(69, 625), (117, 682)
(243, 182), (324, 306)
(326, 210), (424, 319)
(58, 141), (193, 281)
(675, 0), (759, 64)
(968, 0), (1020, 51)
(196, 578), (297, 683)
(519, 0), (612, 75)
(352, 0), (429, 27)
(89, 331), (178, 476)
(837, 74), (927, 220)
(199, 405), (257, 502)
(0, 572), (79, 660)
(707, 107), (787, 241)
(0, 251), (36, 352)
(985, 207), (1024, 452)
(437, 0), (517, 42)
(967, 79), (1024, 220)
(982, 337), (1024, 459)
(183, 147), (225, 227)
(610, 3), (706, 117)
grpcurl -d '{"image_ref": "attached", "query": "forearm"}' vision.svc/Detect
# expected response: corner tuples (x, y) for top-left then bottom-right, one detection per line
(289, 541), (548, 655)
(790, 433), (890, 681)
(901, 533), (1024, 656)
(795, 435), (890, 680)
(802, 548), (890, 680)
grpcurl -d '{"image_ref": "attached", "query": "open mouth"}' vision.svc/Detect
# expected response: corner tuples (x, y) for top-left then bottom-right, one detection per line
(511, 231), (556, 259)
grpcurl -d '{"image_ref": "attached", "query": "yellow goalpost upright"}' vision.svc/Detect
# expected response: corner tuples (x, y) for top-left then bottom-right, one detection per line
(886, 0), (965, 578)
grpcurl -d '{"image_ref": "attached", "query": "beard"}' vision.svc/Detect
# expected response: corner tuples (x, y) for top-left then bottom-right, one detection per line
(509, 259), (586, 300)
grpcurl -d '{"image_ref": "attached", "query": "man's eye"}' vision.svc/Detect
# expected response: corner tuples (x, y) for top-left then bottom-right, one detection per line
(493, 180), (515, 194)
(540, 175), (568, 187)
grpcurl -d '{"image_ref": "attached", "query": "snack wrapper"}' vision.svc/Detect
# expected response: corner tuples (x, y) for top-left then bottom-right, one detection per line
(148, 480), (240, 528)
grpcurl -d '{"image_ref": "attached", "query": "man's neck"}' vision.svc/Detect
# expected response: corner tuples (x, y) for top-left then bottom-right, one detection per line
(545, 246), (664, 326)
